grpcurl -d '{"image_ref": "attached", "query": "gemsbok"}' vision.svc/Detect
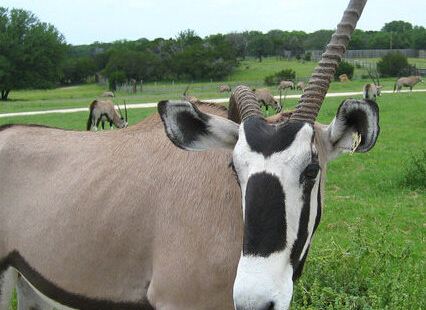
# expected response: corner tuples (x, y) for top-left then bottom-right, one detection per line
(278, 80), (294, 91)
(394, 75), (423, 93)
(253, 88), (282, 113)
(296, 81), (305, 91)
(219, 84), (232, 93)
(363, 69), (382, 101)
(86, 99), (128, 131)
(0, 1), (375, 309)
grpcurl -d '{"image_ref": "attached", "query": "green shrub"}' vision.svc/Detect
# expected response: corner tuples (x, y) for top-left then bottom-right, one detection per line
(108, 71), (126, 91)
(303, 52), (312, 62)
(264, 69), (296, 86)
(377, 52), (411, 77)
(401, 150), (426, 190)
(334, 61), (354, 81)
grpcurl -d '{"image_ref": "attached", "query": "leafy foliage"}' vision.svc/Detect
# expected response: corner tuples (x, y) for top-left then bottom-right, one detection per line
(264, 69), (296, 86)
(377, 52), (411, 77)
(0, 7), (66, 100)
(334, 61), (354, 81)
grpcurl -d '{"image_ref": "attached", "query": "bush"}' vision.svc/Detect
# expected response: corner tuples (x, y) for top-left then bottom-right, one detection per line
(401, 150), (426, 190)
(334, 61), (354, 81)
(108, 71), (127, 91)
(303, 52), (312, 62)
(264, 69), (296, 86)
(377, 52), (410, 77)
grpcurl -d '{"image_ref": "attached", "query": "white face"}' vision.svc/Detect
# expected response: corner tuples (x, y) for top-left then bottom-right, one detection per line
(232, 119), (322, 310)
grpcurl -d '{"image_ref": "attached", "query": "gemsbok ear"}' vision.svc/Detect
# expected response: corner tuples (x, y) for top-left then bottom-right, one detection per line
(324, 98), (380, 161)
(158, 100), (239, 151)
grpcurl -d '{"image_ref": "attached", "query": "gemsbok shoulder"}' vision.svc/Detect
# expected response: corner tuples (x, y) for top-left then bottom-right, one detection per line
(394, 75), (423, 93)
(0, 1), (375, 309)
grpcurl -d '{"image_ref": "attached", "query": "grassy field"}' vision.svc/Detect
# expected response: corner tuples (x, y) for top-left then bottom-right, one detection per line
(2, 89), (425, 309)
(1, 57), (425, 115)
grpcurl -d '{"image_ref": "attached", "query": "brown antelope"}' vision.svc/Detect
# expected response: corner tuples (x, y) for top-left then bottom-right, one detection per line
(253, 88), (282, 113)
(296, 81), (305, 91)
(86, 99), (128, 131)
(101, 91), (115, 98)
(363, 69), (382, 101)
(278, 80), (294, 91)
(339, 73), (349, 82)
(394, 76), (423, 93)
(219, 84), (232, 93)
(0, 1), (374, 309)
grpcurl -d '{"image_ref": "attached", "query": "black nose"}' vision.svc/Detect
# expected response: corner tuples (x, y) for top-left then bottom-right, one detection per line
(236, 302), (275, 310)
(262, 301), (275, 310)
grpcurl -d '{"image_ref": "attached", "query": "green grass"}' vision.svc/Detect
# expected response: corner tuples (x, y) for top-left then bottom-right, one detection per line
(2, 91), (425, 309)
(3, 57), (425, 115)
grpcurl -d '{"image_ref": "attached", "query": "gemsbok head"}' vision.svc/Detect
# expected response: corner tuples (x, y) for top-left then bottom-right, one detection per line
(159, 0), (377, 308)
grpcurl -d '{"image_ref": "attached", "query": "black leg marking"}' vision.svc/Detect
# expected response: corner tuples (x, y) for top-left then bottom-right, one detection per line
(1, 251), (154, 310)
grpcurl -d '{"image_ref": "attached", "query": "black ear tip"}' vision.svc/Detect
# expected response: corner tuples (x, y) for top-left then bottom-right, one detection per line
(157, 100), (170, 114)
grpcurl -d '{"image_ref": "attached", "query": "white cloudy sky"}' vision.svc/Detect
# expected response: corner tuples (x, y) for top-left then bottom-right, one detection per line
(2, 0), (425, 45)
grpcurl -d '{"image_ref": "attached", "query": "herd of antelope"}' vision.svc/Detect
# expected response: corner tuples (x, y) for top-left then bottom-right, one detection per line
(0, 0), (423, 309)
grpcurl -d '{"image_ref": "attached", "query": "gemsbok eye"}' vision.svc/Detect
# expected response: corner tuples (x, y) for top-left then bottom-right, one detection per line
(304, 163), (320, 179)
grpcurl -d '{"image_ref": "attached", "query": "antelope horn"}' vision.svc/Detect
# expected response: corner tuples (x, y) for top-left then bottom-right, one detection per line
(124, 100), (128, 122)
(116, 102), (123, 118)
(290, 0), (367, 124)
(183, 85), (190, 97)
(228, 85), (262, 123)
(367, 68), (377, 85)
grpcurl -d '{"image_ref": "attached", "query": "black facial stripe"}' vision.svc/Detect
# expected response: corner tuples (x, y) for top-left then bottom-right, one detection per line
(0, 251), (153, 310)
(243, 117), (305, 157)
(243, 172), (286, 257)
(290, 178), (316, 272)
(292, 181), (322, 280)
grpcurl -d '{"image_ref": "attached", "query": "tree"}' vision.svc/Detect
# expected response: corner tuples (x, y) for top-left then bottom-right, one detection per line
(0, 8), (66, 100)
(377, 52), (410, 77)
(382, 21), (413, 33)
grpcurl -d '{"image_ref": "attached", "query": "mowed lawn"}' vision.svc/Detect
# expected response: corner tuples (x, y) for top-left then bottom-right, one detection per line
(2, 92), (425, 309)
(2, 57), (425, 114)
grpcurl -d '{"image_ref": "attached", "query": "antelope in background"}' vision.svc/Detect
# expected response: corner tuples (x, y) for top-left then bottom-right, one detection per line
(253, 88), (282, 113)
(0, 1), (375, 309)
(219, 84), (232, 93)
(278, 80), (294, 91)
(363, 69), (382, 101)
(296, 81), (305, 91)
(394, 75), (423, 93)
(339, 73), (349, 82)
(101, 91), (115, 98)
(86, 99), (128, 131)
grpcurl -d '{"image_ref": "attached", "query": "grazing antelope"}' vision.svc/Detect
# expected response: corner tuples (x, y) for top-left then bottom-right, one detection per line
(101, 91), (115, 98)
(363, 69), (382, 101)
(0, 1), (373, 310)
(253, 88), (282, 113)
(339, 73), (349, 82)
(86, 99), (128, 131)
(296, 81), (305, 91)
(219, 84), (232, 93)
(394, 76), (423, 93)
(278, 80), (294, 91)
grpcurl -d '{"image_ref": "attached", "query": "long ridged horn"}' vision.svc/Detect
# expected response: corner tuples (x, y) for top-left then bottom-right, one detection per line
(290, 0), (368, 124)
(228, 85), (262, 123)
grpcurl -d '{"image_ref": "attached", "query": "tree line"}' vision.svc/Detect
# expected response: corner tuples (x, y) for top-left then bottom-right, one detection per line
(1, 7), (426, 100)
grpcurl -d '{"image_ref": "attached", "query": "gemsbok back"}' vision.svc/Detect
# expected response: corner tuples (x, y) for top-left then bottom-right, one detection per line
(0, 1), (376, 309)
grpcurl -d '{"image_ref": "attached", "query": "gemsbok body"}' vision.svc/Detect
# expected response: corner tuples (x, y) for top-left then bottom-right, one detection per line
(339, 73), (349, 82)
(278, 80), (294, 91)
(219, 84), (232, 93)
(0, 1), (375, 309)
(101, 91), (115, 98)
(86, 99), (128, 131)
(253, 88), (281, 113)
(394, 76), (423, 93)
(296, 81), (305, 91)
(363, 70), (382, 101)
